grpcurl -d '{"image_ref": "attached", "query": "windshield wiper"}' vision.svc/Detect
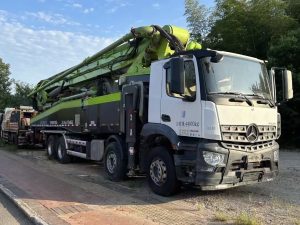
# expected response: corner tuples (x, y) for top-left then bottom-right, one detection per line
(245, 94), (275, 108)
(210, 92), (253, 106)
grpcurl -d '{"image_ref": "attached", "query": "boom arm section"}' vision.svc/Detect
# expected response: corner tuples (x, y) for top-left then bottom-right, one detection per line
(29, 25), (201, 111)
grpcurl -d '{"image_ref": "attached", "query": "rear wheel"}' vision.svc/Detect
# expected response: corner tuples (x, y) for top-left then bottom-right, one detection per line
(147, 146), (180, 196)
(57, 136), (71, 164)
(104, 142), (127, 181)
(46, 135), (56, 159)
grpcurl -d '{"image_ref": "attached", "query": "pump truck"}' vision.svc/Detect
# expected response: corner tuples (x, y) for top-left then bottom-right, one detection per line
(27, 25), (293, 196)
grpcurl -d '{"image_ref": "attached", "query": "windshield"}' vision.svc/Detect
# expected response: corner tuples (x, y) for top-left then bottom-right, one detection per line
(202, 55), (272, 99)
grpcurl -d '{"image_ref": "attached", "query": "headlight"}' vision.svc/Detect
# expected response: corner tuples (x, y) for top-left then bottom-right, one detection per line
(274, 150), (279, 162)
(277, 113), (281, 138)
(203, 151), (225, 167)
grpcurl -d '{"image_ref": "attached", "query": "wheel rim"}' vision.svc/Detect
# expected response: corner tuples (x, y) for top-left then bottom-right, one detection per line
(57, 145), (62, 159)
(106, 151), (117, 174)
(47, 142), (52, 155)
(150, 158), (167, 186)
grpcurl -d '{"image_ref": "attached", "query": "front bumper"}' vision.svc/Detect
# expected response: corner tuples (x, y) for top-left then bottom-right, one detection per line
(200, 173), (276, 191)
(174, 140), (279, 189)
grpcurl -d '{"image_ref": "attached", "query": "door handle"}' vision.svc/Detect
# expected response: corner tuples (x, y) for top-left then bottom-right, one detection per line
(161, 114), (171, 122)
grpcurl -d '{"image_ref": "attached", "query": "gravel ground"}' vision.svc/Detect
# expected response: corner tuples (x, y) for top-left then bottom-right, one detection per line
(178, 151), (300, 225)
(0, 191), (33, 225)
(1, 145), (300, 225)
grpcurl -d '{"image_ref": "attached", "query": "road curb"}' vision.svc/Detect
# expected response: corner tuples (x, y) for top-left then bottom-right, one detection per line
(0, 183), (50, 225)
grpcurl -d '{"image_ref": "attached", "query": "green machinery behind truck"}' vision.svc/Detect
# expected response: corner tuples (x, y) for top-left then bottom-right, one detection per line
(28, 25), (293, 196)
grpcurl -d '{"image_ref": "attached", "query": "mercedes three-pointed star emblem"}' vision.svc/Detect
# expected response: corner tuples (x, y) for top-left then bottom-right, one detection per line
(246, 124), (259, 143)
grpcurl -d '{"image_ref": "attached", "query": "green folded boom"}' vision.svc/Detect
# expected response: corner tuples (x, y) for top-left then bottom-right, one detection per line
(29, 25), (201, 111)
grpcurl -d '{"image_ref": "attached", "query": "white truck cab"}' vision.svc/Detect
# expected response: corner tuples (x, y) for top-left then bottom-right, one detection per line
(143, 49), (292, 194)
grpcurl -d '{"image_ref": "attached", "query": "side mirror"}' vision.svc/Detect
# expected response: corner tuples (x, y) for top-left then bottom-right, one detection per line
(271, 67), (294, 103)
(167, 57), (185, 95)
(283, 70), (293, 100)
(210, 53), (224, 63)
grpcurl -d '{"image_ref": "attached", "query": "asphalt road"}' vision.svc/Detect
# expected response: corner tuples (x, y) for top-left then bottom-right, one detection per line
(0, 191), (33, 225)
(0, 146), (299, 225)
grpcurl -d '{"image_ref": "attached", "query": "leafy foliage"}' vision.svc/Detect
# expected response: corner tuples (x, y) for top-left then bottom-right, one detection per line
(208, 0), (296, 58)
(0, 57), (33, 112)
(11, 80), (33, 107)
(286, 0), (300, 23)
(268, 28), (300, 72)
(0, 58), (12, 111)
(268, 28), (300, 146)
(184, 0), (212, 42)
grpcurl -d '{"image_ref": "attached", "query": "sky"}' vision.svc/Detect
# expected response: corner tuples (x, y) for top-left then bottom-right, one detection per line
(0, 0), (214, 85)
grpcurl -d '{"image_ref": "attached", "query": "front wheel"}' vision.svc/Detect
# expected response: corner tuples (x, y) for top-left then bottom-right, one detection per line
(147, 146), (180, 196)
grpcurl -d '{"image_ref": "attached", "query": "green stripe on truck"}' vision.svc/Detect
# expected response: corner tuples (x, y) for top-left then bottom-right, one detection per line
(31, 92), (121, 124)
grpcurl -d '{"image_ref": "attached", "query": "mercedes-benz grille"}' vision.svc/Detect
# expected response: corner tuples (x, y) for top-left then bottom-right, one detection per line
(221, 125), (276, 152)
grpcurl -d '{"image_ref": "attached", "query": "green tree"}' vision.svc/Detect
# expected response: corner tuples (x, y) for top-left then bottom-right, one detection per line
(207, 0), (295, 58)
(0, 58), (12, 111)
(10, 80), (33, 107)
(286, 0), (300, 23)
(184, 0), (211, 43)
(268, 28), (300, 72)
(268, 28), (300, 146)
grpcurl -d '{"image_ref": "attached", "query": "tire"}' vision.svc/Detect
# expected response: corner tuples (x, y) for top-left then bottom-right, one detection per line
(57, 136), (71, 164)
(104, 142), (127, 181)
(13, 133), (19, 145)
(147, 146), (180, 196)
(46, 135), (57, 160)
(8, 132), (13, 144)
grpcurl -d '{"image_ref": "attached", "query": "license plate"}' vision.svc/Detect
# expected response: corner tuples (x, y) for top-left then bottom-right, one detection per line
(248, 154), (262, 163)
(243, 172), (262, 182)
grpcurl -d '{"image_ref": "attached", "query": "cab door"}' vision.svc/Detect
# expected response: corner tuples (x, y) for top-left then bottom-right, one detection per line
(160, 57), (202, 138)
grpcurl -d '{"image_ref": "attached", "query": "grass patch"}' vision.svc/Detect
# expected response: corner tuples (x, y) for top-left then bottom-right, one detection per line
(0, 141), (18, 152)
(214, 211), (229, 222)
(294, 219), (300, 225)
(195, 202), (205, 211)
(234, 212), (261, 225)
